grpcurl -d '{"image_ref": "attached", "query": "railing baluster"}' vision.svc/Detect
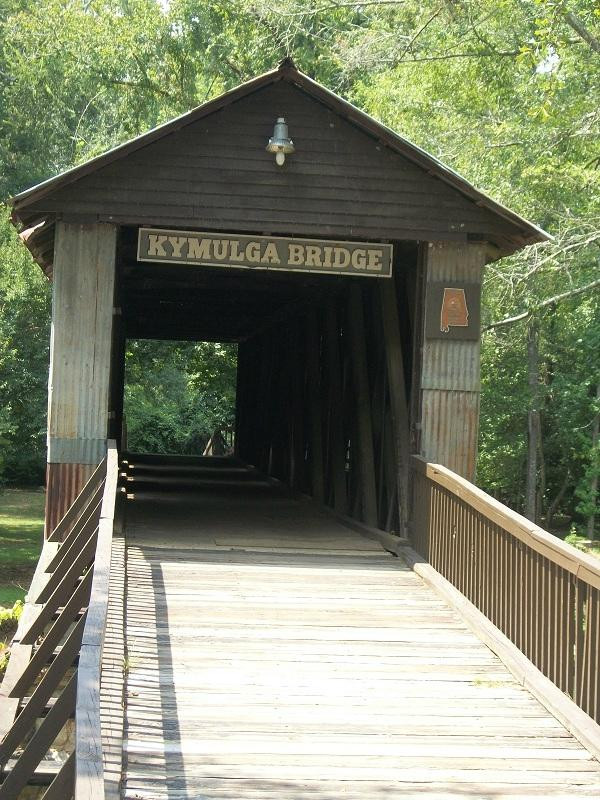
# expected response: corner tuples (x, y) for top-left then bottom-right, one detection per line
(0, 673), (77, 800)
(409, 455), (600, 726)
(0, 441), (119, 800)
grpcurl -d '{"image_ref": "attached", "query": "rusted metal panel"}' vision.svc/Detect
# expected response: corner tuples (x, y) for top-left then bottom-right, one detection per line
(45, 462), (95, 537)
(48, 222), (116, 466)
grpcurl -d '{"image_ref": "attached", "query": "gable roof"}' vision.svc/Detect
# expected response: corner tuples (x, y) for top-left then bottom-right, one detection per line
(10, 58), (550, 274)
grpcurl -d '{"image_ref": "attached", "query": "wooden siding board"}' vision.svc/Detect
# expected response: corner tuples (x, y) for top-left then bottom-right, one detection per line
(45, 200), (513, 235)
(81, 176), (499, 210)
(110, 217), (472, 244)
(23, 84), (518, 246)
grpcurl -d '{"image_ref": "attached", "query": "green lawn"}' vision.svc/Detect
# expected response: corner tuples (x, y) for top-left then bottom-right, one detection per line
(0, 488), (45, 607)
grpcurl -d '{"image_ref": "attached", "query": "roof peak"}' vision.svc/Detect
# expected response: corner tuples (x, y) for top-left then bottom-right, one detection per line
(10, 63), (550, 263)
(278, 56), (297, 72)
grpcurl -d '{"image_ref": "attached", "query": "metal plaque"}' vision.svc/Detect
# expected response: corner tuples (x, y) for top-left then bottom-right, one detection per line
(137, 228), (393, 278)
(425, 282), (480, 340)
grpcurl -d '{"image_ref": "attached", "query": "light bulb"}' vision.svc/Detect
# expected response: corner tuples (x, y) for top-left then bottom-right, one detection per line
(275, 151), (285, 166)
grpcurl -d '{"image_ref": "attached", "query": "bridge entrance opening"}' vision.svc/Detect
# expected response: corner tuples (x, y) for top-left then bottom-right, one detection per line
(115, 227), (419, 535)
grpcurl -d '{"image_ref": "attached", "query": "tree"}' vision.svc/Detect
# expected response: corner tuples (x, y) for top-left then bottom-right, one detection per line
(0, 207), (50, 484)
(124, 340), (237, 455)
(0, 0), (597, 532)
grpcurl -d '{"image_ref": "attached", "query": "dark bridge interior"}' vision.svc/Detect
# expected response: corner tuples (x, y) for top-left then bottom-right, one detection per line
(114, 226), (418, 534)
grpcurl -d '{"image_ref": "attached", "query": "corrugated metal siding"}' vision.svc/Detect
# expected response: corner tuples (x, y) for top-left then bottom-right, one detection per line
(418, 242), (485, 479)
(48, 222), (116, 461)
(420, 389), (480, 478)
(421, 340), (480, 392)
(45, 462), (94, 537)
(47, 437), (106, 464)
(24, 83), (517, 244)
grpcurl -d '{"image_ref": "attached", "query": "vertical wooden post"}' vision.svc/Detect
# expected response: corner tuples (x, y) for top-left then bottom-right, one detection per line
(379, 277), (411, 534)
(271, 327), (290, 481)
(323, 303), (347, 514)
(306, 308), (325, 503)
(46, 222), (117, 535)
(416, 241), (486, 480)
(108, 300), (125, 448)
(289, 319), (306, 491)
(347, 285), (378, 526)
(256, 332), (274, 473)
(234, 340), (249, 460)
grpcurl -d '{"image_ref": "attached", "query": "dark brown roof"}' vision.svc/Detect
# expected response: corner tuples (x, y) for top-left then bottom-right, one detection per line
(10, 59), (550, 274)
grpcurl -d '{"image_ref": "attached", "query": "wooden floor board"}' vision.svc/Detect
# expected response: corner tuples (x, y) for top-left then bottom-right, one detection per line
(119, 459), (600, 799)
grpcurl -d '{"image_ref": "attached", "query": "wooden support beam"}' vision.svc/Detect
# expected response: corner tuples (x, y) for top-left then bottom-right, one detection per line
(306, 308), (325, 503)
(233, 341), (245, 458)
(270, 329), (289, 481)
(256, 332), (274, 474)
(323, 303), (347, 514)
(346, 285), (378, 527)
(379, 276), (411, 534)
(289, 319), (306, 492)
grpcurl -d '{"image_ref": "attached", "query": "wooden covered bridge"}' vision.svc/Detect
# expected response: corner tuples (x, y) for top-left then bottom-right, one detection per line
(1, 60), (599, 799)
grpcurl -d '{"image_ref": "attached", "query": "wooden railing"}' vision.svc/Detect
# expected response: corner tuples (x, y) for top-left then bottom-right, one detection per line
(0, 441), (120, 800)
(410, 455), (600, 725)
(75, 443), (120, 799)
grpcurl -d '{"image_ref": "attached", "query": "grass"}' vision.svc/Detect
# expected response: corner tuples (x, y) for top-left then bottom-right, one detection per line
(0, 488), (43, 678)
(0, 487), (45, 607)
(564, 531), (600, 561)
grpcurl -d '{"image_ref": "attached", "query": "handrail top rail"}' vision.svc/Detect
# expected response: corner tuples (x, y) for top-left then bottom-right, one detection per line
(411, 455), (600, 590)
(75, 439), (120, 799)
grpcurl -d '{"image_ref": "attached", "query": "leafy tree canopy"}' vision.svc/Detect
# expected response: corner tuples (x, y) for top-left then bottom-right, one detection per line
(0, 0), (597, 532)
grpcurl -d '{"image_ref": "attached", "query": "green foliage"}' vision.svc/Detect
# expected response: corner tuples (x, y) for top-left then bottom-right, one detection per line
(0, 0), (597, 529)
(0, 600), (22, 679)
(124, 340), (237, 455)
(565, 531), (600, 560)
(0, 600), (22, 634)
(0, 208), (50, 485)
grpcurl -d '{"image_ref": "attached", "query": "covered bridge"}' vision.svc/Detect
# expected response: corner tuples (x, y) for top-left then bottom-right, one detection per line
(1, 59), (599, 800)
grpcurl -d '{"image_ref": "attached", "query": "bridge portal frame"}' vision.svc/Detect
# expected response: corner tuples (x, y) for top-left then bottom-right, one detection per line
(9, 59), (548, 538)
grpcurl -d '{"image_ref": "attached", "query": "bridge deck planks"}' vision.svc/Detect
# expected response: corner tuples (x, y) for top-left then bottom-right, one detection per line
(119, 465), (600, 799)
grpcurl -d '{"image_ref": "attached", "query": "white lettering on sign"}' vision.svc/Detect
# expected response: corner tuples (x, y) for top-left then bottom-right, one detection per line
(147, 234), (168, 257)
(137, 229), (393, 278)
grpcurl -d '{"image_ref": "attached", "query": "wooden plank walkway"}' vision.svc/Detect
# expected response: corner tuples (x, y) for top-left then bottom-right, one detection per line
(120, 459), (600, 799)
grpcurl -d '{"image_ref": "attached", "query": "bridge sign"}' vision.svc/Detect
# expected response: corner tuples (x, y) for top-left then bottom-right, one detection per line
(137, 228), (393, 278)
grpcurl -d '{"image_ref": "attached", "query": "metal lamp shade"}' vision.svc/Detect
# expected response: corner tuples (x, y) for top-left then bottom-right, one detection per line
(266, 117), (295, 164)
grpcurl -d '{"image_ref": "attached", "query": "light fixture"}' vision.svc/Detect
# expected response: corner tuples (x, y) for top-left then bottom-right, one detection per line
(266, 117), (295, 166)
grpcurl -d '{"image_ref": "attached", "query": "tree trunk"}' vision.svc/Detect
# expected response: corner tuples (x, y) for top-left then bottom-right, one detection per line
(546, 469), (570, 529)
(525, 320), (540, 522)
(587, 382), (600, 541)
(536, 424), (546, 524)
